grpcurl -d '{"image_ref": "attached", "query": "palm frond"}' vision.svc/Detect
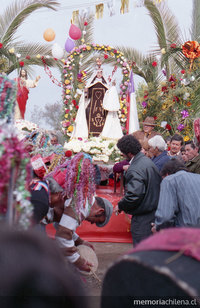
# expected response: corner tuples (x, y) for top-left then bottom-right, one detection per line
(158, 2), (181, 45)
(144, 0), (181, 77)
(0, 0), (59, 45)
(76, 14), (94, 45)
(191, 0), (200, 41)
(144, 0), (167, 49)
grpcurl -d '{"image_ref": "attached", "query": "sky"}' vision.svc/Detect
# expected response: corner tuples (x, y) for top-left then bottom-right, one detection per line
(1, 0), (193, 127)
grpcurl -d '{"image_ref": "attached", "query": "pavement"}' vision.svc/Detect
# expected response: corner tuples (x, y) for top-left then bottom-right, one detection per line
(81, 242), (132, 308)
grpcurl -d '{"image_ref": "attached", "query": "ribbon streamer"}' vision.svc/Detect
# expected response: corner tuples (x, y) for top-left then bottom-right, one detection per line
(120, 0), (129, 14)
(95, 3), (104, 19)
(72, 10), (79, 24)
(107, 0), (116, 17)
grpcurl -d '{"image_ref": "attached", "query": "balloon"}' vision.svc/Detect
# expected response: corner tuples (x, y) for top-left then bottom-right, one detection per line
(65, 38), (75, 53)
(43, 28), (56, 42)
(69, 24), (82, 40)
(52, 43), (64, 59)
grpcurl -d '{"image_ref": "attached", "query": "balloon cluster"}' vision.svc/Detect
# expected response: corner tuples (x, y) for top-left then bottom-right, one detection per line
(65, 24), (82, 53)
(43, 23), (82, 59)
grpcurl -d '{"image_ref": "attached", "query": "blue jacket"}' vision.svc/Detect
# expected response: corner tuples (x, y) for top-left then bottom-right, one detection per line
(152, 150), (170, 172)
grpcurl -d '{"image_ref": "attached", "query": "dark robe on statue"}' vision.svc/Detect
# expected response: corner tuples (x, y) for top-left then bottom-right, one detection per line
(86, 82), (108, 137)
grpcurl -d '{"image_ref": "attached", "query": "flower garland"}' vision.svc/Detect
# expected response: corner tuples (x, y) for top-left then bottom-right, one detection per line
(0, 75), (16, 123)
(0, 125), (32, 229)
(42, 57), (64, 87)
(62, 43), (131, 136)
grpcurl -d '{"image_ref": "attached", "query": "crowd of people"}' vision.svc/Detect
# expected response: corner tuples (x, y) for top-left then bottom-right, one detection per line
(1, 69), (200, 306)
(113, 117), (200, 247)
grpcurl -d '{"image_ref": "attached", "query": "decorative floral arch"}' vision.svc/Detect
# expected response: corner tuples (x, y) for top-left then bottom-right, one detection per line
(62, 43), (131, 137)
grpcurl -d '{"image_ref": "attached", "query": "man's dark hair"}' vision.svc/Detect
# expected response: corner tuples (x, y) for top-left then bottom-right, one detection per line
(171, 134), (184, 145)
(117, 135), (142, 155)
(165, 136), (171, 143)
(160, 158), (188, 177)
(180, 146), (185, 153)
(185, 140), (196, 149)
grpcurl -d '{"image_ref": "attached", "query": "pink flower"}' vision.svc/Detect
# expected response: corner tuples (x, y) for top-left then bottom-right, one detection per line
(181, 110), (189, 119)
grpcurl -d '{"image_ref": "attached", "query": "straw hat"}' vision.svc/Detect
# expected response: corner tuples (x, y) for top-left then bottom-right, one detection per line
(142, 116), (156, 127)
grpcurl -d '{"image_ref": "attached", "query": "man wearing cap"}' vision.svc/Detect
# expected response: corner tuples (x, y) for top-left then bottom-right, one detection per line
(43, 153), (113, 273)
(133, 116), (161, 143)
(54, 195), (113, 272)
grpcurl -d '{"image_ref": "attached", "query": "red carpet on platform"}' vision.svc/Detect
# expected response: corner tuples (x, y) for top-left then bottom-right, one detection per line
(46, 185), (132, 243)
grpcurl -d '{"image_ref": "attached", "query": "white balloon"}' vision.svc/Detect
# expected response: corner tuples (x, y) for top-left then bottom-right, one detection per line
(52, 43), (64, 59)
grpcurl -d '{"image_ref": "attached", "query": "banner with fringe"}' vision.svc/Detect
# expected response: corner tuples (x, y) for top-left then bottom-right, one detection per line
(95, 3), (104, 19)
(120, 0), (129, 14)
(72, 10), (79, 24)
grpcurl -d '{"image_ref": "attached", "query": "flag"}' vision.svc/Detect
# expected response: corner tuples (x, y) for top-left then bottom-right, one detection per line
(126, 70), (140, 134)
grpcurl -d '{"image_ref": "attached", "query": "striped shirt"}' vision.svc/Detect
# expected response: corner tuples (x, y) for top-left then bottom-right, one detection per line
(155, 170), (200, 229)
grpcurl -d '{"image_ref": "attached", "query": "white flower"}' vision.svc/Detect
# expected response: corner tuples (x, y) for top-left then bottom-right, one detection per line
(161, 121), (167, 128)
(82, 144), (91, 152)
(73, 144), (82, 153)
(183, 92), (190, 100)
(102, 155), (109, 163)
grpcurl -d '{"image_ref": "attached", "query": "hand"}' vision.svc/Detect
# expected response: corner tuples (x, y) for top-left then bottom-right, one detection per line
(123, 165), (129, 171)
(82, 240), (95, 251)
(36, 76), (41, 82)
(114, 205), (122, 216)
(75, 257), (93, 272)
(61, 246), (77, 256)
(151, 222), (157, 234)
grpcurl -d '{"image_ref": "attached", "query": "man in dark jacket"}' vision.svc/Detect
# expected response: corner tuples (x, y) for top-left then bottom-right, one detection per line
(185, 141), (200, 174)
(115, 135), (161, 246)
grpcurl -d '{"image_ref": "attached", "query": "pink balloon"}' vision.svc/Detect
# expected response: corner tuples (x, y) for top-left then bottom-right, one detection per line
(65, 38), (75, 53)
(69, 24), (82, 40)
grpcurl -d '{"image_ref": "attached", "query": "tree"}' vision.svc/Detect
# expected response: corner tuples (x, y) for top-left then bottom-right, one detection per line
(31, 101), (63, 131)
(0, 0), (60, 75)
